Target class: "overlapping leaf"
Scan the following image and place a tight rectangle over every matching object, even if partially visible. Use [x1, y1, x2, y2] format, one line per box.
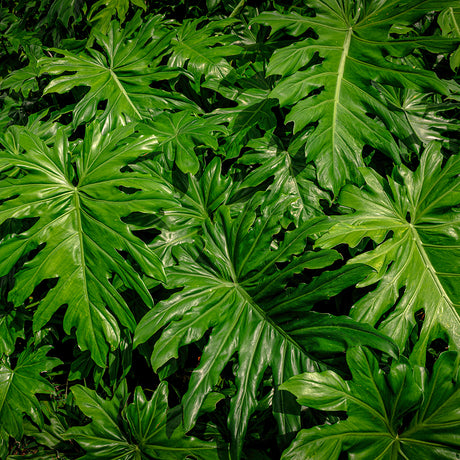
[88, 0, 146, 34]
[236, 133, 330, 224]
[135, 192, 397, 457]
[206, 66, 278, 158]
[141, 111, 226, 174]
[0, 346, 61, 440]
[439, 6, 460, 70]
[168, 18, 242, 83]
[281, 347, 460, 459]
[131, 156, 234, 266]
[254, 0, 457, 193]
[66, 381, 223, 459]
[0, 123, 175, 366]
[373, 85, 460, 151]
[39, 13, 194, 129]
[317, 143, 460, 363]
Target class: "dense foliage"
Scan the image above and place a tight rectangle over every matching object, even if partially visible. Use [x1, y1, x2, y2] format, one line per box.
[0, 0, 459, 458]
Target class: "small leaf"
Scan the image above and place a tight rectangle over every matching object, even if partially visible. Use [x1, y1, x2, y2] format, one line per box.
[66, 381, 225, 459]
[0, 346, 61, 439]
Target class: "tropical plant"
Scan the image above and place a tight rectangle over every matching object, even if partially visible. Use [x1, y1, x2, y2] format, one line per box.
[0, 0, 458, 459]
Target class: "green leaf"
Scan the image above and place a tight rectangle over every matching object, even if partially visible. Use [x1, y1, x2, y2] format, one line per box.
[48, 0, 84, 29]
[39, 13, 194, 129]
[317, 143, 460, 364]
[89, 0, 146, 34]
[0, 309, 25, 356]
[66, 381, 224, 459]
[372, 85, 460, 151]
[236, 132, 331, 224]
[0, 55, 40, 97]
[133, 156, 234, 266]
[168, 18, 242, 83]
[254, 0, 457, 193]
[0, 123, 173, 366]
[205, 67, 278, 158]
[0, 346, 61, 439]
[141, 111, 226, 174]
[135, 194, 393, 457]
[281, 347, 460, 459]
[439, 6, 460, 71]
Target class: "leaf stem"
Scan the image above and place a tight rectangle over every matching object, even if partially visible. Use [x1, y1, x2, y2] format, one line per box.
[229, 0, 246, 18]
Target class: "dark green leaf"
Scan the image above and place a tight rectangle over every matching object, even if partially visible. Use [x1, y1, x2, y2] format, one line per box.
[281, 347, 460, 459]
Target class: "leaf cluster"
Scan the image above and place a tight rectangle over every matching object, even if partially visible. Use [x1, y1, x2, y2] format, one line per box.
[0, 1, 459, 459]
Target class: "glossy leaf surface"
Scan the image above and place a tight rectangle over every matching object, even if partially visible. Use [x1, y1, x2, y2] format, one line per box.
[40, 13, 192, 129]
[317, 143, 460, 363]
[254, 0, 457, 193]
[135, 194, 397, 456]
[0, 123, 172, 366]
[281, 347, 460, 459]
[0, 346, 61, 440]
[66, 381, 223, 459]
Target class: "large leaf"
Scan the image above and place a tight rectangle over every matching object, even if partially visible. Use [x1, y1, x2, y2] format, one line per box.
[0, 123, 174, 366]
[373, 85, 460, 151]
[281, 347, 460, 459]
[317, 143, 460, 364]
[135, 192, 397, 457]
[205, 65, 278, 158]
[66, 381, 224, 459]
[39, 13, 194, 129]
[254, 0, 457, 193]
[0, 346, 61, 440]
[132, 156, 234, 267]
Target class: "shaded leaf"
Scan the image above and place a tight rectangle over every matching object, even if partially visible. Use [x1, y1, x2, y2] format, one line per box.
[135, 194, 393, 457]
[66, 381, 225, 459]
[40, 13, 193, 129]
[169, 18, 242, 83]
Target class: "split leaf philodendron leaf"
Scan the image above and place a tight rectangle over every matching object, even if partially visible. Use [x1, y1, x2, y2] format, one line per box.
[0, 346, 61, 440]
[254, 0, 458, 193]
[135, 192, 397, 457]
[88, 0, 146, 34]
[66, 380, 225, 459]
[0, 123, 175, 367]
[168, 18, 242, 83]
[39, 13, 194, 130]
[438, 6, 460, 70]
[141, 111, 226, 174]
[0, 2, 459, 459]
[236, 132, 331, 224]
[281, 347, 460, 459]
[316, 143, 460, 364]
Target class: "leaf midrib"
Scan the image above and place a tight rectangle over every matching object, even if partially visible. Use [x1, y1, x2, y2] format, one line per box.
[410, 225, 456, 310]
[332, 27, 352, 156]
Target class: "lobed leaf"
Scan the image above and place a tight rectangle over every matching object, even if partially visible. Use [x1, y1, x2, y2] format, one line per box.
[317, 143, 460, 364]
[281, 347, 460, 459]
[254, 0, 458, 193]
[0, 123, 175, 366]
[66, 381, 224, 459]
[40, 13, 194, 129]
[135, 194, 396, 457]
[0, 346, 61, 440]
